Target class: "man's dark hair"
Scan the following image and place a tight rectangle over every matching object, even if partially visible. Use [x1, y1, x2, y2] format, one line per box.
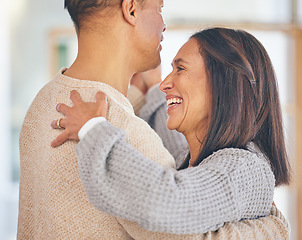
[179, 28, 291, 187]
[64, 0, 145, 31]
[64, 0, 119, 30]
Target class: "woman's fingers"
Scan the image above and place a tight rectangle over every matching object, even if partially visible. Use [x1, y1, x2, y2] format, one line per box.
[95, 91, 107, 103]
[70, 90, 83, 106]
[51, 118, 67, 129]
[51, 91, 108, 147]
[51, 131, 73, 148]
[95, 91, 108, 116]
[56, 103, 70, 115]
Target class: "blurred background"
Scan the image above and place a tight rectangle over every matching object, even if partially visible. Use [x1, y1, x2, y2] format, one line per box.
[0, 0, 301, 239]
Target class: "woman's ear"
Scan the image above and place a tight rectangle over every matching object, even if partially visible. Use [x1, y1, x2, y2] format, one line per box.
[122, 0, 138, 26]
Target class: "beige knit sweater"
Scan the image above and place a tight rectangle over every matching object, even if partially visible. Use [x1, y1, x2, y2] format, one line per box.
[18, 68, 290, 239]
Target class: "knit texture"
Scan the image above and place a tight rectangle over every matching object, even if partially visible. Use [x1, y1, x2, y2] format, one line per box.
[127, 85, 146, 115]
[17, 68, 173, 239]
[128, 84, 188, 168]
[77, 121, 275, 234]
[114, 205, 290, 240]
[18, 68, 290, 239]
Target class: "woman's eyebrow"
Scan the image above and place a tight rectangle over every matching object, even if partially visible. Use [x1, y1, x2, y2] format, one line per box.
[172, 58, 189, 66]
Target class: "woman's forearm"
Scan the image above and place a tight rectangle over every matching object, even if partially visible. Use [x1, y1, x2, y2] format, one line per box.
[76, 121, 274, 234]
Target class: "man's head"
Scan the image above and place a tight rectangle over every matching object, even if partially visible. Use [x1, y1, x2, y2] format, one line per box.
[65, 0, 166, 73]
[127, 0, 166, 71]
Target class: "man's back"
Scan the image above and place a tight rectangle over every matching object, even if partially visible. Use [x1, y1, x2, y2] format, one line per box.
[18, 69, 177, 239]
[18, 70, 132, 239]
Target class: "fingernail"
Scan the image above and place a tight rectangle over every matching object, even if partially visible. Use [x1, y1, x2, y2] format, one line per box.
[56, 104, 60, 111]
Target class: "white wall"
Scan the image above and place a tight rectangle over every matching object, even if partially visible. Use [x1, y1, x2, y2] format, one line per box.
[0, 0, 74, 239]
[164, 0, 290, 24]
[0, 2, 14, 239]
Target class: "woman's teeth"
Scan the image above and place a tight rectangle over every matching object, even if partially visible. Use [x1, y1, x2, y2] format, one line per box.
[167, 98, 183, 106]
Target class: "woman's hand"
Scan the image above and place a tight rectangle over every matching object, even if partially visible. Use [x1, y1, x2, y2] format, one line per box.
[130, 66, 162, 94]
[51, 90, 108, 148]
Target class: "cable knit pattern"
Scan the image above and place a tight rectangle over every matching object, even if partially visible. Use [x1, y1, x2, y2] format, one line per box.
[18, 68, 290, 239]
[77, 121, 275, 235]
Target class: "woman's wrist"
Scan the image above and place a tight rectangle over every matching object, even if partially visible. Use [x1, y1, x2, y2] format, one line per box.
[78, 117, 107, 140]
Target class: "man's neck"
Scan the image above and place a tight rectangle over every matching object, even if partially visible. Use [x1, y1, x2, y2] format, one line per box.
[64, 31, 135, 96]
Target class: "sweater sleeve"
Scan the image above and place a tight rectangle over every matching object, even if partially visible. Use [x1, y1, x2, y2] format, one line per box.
[76, 121, 275, 235]
[138, 84, 188, 168]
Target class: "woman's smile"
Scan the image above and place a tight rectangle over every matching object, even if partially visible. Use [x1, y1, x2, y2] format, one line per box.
[166, 95, 183, 113]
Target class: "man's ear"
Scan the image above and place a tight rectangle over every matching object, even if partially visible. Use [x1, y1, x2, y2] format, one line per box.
[122, 0, 139, 26]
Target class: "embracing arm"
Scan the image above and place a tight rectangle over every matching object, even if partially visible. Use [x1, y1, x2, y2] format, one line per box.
[76, 120, 275, 235]
[51, 91, 286, 238]
[118, 206, 290, 240]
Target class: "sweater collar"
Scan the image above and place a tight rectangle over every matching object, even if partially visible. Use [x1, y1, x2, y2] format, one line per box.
[55, 68, 134, 115]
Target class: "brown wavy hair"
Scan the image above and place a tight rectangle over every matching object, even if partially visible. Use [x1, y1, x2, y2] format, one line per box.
[179, 28, 291, 186]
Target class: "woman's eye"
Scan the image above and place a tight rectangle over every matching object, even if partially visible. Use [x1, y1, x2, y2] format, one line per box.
[177, 67, 184, 72]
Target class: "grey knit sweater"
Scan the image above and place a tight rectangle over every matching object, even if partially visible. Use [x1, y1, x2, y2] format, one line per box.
[76, 121, 275, 235]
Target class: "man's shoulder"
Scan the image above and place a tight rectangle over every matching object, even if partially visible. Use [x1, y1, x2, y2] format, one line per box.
[122, 114, 176, 169]
[106, 103, 175, 169]
[23, 80, 56, 118]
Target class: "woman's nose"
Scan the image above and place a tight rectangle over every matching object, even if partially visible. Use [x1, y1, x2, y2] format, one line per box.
[159, 74, 173, 93]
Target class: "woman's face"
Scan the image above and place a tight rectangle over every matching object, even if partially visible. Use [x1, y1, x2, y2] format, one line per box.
[159, 38, 211, 138]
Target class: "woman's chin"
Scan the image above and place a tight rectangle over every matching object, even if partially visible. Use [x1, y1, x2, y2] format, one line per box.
[166, 119, 180, 131]
[166, 120, 176, 131]
[166, 124, 175, 131]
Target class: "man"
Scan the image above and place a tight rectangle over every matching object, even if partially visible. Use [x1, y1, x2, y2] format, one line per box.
[18, 0, 290, 239]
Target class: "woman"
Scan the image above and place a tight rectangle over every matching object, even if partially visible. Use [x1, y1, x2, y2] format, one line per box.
[51, 27, 291, 234]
